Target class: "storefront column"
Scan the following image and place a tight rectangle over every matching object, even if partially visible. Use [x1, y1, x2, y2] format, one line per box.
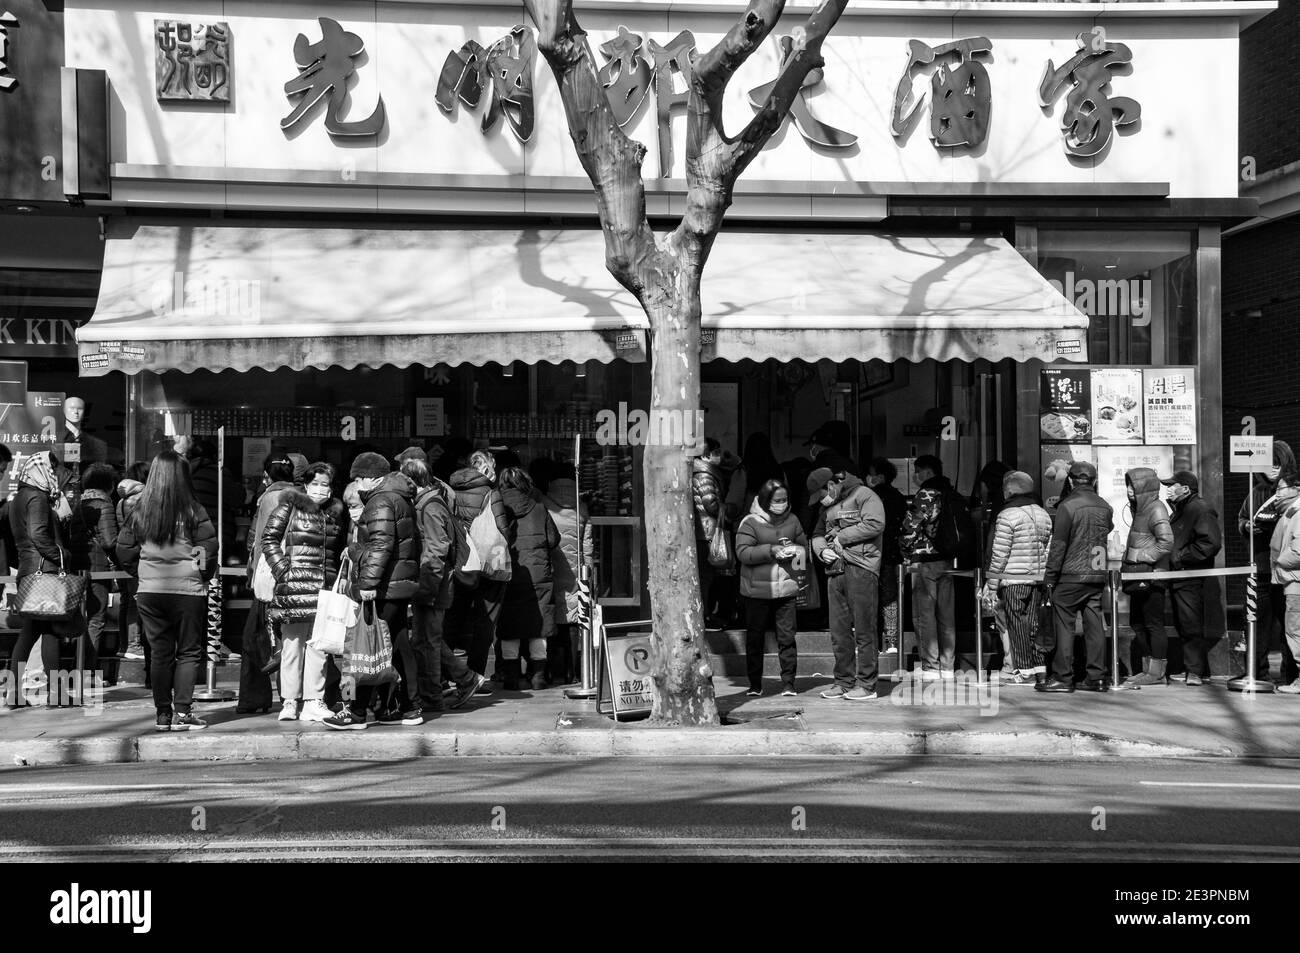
[1196, 223, 1225, 535]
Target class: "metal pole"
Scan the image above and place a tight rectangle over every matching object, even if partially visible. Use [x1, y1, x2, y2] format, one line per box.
[895, 562, 905, 681]
[1229, 485, 1276, 694]
[566, 431, 597, 699]
[1108, 568, 1124, 691]
[195, 425, 234, 702]
[973, 567, 984, 685]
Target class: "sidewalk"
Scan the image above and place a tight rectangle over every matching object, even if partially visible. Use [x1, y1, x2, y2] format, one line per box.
[2, 662, 1298, 766]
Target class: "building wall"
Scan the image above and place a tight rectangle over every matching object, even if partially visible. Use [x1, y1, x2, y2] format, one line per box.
[1239, 0, 1300, 175]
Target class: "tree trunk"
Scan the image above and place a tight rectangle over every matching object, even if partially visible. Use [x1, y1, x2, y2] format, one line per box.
[644, 266, 719, 726]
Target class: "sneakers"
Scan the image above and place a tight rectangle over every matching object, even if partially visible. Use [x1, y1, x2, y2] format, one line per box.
[376, 709, 423, 726]
[819, 685, 850, 699]
[278, 699, 299, 722]
[1277, 679, 1300, 695]
[123, 644, 145, 661]
[844, 687, 878, 701]
[999, 671, 1034, 686]
[172, 711, 207, 731]
[1185, 673, 1205, 687]
[450, 674, 489, 710]
[323, 709, 368, 730]
[155, 709, 172, 732]
[880, 645, 898, 655]
[745, 688, 762, 697]
[300, 699, 332, 722]
[917, 669, 942, 682]
[781, 686, 798, 697]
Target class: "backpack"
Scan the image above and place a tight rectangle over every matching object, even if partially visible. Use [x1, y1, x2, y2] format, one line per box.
[935, 488, 978, 567]
[454, 493, 512, 587]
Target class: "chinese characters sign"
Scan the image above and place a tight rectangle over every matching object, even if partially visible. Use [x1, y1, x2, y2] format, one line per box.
[891, 37, 992, 148]
[1038, 27, 1141, 157]
[154, 21, 230, 102]
[435, 26, 536, 141]
[1143, 369, 1196, 445]
[282, 17, 385, 137]
[0, 10, 17, 92]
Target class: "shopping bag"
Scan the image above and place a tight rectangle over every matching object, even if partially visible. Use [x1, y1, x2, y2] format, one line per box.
[309, 555, 357, 656]
[707, 515, 734, 571]
[342, 601, 398, 687]
[468, 501, 512, 583]
[252, 555, 276, 602]
[16, 550, 87, 620]
[791, 545, 818, 609]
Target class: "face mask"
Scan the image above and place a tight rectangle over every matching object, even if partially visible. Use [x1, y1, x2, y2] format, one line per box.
[769, 502, 789, 516]
[1269, 465, 1282, 482]
[306, 484, 331, 504]
[822, 490, 837, 507]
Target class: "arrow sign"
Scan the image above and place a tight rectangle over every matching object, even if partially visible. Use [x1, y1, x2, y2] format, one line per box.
[1230, 435, 1274, 474]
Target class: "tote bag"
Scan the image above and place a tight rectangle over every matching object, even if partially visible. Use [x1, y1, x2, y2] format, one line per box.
[309, 553, 357, 656]
[343, 601, 398, 687]
[468, 500, 512, 583]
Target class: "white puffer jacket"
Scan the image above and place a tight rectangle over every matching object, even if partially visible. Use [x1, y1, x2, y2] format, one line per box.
[988, 496, 1053, 586]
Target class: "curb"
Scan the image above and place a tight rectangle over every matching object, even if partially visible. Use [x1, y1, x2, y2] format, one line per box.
[0, 727, 1235, 767]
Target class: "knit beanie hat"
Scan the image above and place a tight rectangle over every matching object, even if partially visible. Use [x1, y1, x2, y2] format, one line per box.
[350, 452, 390, 480]
[1003, 470, 1034, 496]
[287, 452, 310, 484]
[396, 446, 427, 465]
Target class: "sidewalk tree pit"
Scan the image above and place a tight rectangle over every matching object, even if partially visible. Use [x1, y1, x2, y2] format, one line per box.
[526, 0, 852, 725]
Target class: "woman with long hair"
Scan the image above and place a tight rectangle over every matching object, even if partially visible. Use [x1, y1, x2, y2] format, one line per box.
[116, 450, 218, 731]
[261, 462, 349, 722]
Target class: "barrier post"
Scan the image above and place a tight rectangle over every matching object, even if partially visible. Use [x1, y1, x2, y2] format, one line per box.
[1108, 568, 1124, 692]
[895, 563, 905, 681]
[1229, 500, 1276, 694]
[973, 566, 984, 685]
[195, 425, 235, 703]
[565, 432, 598, 700]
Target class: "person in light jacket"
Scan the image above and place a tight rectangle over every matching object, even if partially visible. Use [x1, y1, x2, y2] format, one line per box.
[810, 459, 886, 701]
[1121, 467, 1176, 687]
[986, 471, 1053, 686]
[115, 450, 219, 731]
[1238, 439, 1300, 685]
[735, 480, 808, 697]
[1269, 486, 1300, 694]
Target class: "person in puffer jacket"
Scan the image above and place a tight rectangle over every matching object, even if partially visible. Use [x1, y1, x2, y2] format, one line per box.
[114, 464, 149, 669]
[1268, 484, 1300, 694]
[447, 451, 512, 678]
[1239, 439, 1300, 685]
[692, 438, 740, 629]
[1121, 467, 1175, 687]
[324, 453, 420, 730]
[78, 463, 121, 685]
[735, 480, 808, 696]
[499, 468, 560, 690]
[261, 463, 349, 723]
[986, 471, 1053, 685]
[810, 462, 886, 699]
[1163, 470, 1223, 686]
[541, 464, 593, 685]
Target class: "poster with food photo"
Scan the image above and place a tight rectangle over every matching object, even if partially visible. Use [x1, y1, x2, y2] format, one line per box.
[1090, 368, 1144, 444]
[1096, 446, 1175, 560]
[1039, 368, 1092, 444]
[1143, 369, 1197, 445]
[1040, 444, 1097, 510]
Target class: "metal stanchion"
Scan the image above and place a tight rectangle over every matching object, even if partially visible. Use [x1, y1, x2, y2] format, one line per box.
[973, 566, 984, 685]
[565, 432, 598, 700]
[1229, 567, 1275, 694]
[894, 563, 906, 681]
[1108, 568, 1125, 692]
[195, 426, 235, 702]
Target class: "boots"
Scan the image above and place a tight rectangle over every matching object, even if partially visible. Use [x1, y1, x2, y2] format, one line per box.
[528, 658, 548, 691]
[1124, 657, 1168, 688]
[502, 659, 523, 691]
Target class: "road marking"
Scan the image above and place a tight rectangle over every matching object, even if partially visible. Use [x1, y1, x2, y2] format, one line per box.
[1140, 782, 1300, 790]
[0, 783, 244, 793]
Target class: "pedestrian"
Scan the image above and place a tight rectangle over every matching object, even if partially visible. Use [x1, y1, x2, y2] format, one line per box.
[985, 470, 1053, 686]
[402, 456, 487, 712]
[865, 457, 907, 655]
[185, 438, 241, 563]
[447, 450, 511, 676]
[1268, 481, 1300, 694]
[1039, 461, 1113, 693]
[810, 458, 886, 701]
[692, 437, 732, 630]
[342, 481, 364, 542]
[804, 421, 859, 476]
[735, 479, 807, 697]
[1238, 440, 1300, 685]
[1161, 471, 1223, 686]
[1120, 467, 1175, 687]
[325, 452, 421, 729]
[237, 452, 297, 713]
[540, 462, 592, 686]
[899, 454, 960, 680]
[9, 451, 96, 705]
[260, 462, 349, 722]
[115, 450, 218, 731]
[116, 461, 149, 668]
[498, 467, 561, 690]
[77, 463, 121, 685]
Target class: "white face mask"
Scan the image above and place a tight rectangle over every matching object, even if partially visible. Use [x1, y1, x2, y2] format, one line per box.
[769, 502, 789, 516]
[822, 490, 837, 507]
[306, 483, 331, 504]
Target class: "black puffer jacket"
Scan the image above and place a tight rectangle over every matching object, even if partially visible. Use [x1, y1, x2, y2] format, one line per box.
[10, 484, 66, 576]
[355, 472, 419, 600]
[450, 467, 509, 536]
[261, 490, 349, 621]
[1044, 484, 1114, 586]
[413, 483, 457, 608]
[502, 486, 559, 585]
[78, 489, 120, 574]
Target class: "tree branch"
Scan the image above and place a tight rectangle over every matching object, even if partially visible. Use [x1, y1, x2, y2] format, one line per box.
[525, 0, 661, 299]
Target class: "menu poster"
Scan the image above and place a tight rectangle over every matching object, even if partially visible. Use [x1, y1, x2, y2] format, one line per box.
[1096, 446, 1175, 560]
[1039, 367, 1092, 444]
[1040, 444, 1096, 510]
[1090, 368, 1144, 445]
[415, 397, 446, 437]
[1143, 369, 1196, 445]
[242, 437, 273, 479]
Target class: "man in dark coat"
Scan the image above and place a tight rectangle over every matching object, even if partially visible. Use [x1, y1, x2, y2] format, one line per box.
[1163, 470, 1223, 685]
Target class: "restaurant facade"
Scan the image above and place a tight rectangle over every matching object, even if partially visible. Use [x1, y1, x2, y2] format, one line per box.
[59, 0, 1269, 621]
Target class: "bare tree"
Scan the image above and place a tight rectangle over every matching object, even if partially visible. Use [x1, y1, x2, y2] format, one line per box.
[525, 0, 850, 725]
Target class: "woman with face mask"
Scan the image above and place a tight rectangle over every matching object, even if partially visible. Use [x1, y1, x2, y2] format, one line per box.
[260, 462, 350, 722]
[734, 480, 808, 697]
[1238, 440, 1300, 685]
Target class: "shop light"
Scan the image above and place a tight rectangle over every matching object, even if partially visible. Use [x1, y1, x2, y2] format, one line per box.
[502, 361, 514, 378]
[574, 361, 586, 379]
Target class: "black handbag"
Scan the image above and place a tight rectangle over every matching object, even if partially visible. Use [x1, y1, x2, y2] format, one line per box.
[16, 530, 87, 620]
[1121, 562, 1154, 595]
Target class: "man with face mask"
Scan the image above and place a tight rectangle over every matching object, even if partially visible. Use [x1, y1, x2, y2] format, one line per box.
[810, 456, 886, 700]
[1162, 471, 1222, 686]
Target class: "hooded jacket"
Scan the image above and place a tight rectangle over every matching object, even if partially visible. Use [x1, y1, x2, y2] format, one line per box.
[354, 472, 419, 600]
[115, 478, 145, 530]
[542, 477, 593, 622]
[899, 474, 955, 563]
[261, 489, 349, 621]
[1123, 467, 1174, 569]
[987, 493, 1053, 586]
[1044, 483, 1113, 586]
[450, 467, 510, 539]
[413, 482, 458, 608]
[502, 485, 560, 586]
[78, 488, 120, 575]
[248, 479, 297, 578]
[735, 497, 809, 600]
[116, 506, 218, 596]
[811, 473, 886, 577]
[1239, 440, 1299, 563]
[1167, 476, 1222, 587]
[1269, 485, 1300, 591]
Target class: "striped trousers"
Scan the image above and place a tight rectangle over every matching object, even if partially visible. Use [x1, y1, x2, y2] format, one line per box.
[999, 583, 1045, 672]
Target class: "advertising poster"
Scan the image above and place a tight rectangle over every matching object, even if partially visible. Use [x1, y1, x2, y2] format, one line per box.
[1143, 369, 1197, 445]
[1096, 446, 1175, 560]
[415, 397, 446, 437]
[1039, 444, 1097, 510]
[242, 437, 273, 478]
[1039, 367, 1092, 443]
[1090, 368, 1144, 444]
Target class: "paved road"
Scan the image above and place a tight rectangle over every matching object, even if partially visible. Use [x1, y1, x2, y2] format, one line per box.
[1, 757, 1298, 861]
